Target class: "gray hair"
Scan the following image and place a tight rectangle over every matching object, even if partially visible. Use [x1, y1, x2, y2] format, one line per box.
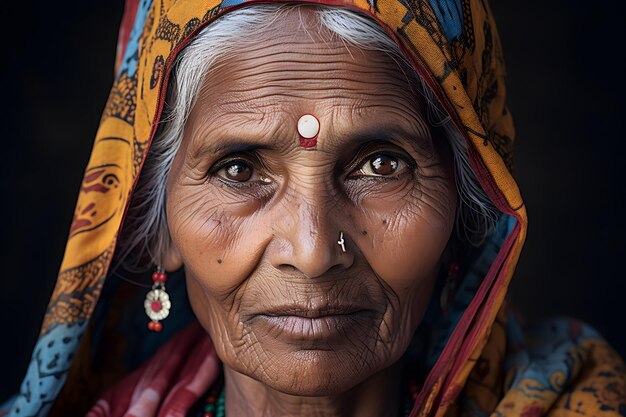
[119, 4, 499, 269]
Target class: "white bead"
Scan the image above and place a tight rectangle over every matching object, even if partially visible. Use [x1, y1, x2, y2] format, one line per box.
[297, 114, 320, 139]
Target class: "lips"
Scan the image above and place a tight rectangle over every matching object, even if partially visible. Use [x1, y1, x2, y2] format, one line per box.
[260, 304, 368, 318]
[248, 304, 377, 343]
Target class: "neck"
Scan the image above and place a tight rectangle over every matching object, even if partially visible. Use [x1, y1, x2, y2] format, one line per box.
[223, 362, 404, 417]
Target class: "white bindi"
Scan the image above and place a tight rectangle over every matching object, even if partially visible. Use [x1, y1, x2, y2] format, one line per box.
[297, 114, 320, 148]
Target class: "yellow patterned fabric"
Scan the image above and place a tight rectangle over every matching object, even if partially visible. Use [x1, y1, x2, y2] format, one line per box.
[4, 0, 625, 416]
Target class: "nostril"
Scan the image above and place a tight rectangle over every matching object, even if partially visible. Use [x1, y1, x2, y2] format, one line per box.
[278, 264, 298, 273]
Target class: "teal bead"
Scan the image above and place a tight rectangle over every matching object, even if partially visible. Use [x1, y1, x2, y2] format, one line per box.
[215, 386, 226, 417]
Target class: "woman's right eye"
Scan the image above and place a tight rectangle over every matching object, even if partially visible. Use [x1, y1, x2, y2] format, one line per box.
[212, 158, 272, 185]
[220, 162, 253, 182]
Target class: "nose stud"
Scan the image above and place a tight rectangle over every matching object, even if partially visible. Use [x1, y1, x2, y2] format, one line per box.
[297, 114, 319, 148]
[337, 231, 346, 253]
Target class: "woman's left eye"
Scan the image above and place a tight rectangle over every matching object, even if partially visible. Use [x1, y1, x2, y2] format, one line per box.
[350, 153, 410, 177]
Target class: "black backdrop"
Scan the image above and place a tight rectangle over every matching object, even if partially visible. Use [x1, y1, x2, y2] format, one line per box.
[1, 0, 625, 403]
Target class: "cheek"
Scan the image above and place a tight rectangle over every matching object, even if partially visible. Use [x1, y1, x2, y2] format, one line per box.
[166, 182, 269, 298]
[355, 175, 456, 303]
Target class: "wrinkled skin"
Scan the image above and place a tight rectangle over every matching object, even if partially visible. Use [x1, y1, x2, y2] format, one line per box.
[164, 8, 457, 417]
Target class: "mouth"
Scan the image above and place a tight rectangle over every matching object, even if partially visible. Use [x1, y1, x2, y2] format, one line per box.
[260, 304, 369, 318]
[248, 305, 377, 343]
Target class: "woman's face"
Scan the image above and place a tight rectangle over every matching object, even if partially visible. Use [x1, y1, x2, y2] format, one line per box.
[165, 11, 456, 395]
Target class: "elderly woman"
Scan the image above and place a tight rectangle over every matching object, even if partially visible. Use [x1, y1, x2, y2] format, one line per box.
[4, 1, 625, 417]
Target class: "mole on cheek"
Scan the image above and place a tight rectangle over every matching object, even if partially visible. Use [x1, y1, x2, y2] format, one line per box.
[382, 219, 387, 225]
[217, 259, 223, 264]
[361, 230, 368, 235]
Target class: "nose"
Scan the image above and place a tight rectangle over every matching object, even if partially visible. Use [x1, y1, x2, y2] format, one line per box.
[268, 198, 354, 279]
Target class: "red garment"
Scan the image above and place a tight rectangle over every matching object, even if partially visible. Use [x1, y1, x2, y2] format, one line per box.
[87, 324, 219, 417]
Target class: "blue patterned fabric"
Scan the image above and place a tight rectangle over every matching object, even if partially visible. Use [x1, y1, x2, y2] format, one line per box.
[430, 0, 463, 40]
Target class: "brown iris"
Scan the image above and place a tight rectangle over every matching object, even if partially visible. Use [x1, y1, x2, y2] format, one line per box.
[224, 162, 253, 182]
[370, 155, 398, 175]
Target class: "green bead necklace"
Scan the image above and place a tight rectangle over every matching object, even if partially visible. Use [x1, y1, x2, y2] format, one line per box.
[200, 377, 417, 417]
[201, 382, 225, 417]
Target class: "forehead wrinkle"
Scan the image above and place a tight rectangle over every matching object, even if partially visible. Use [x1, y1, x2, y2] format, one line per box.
[199, 28, 418, 111]
[213, 60, 418, 109]
[226, 53, 411, 83]
[214, 92, 416, 112]
[211, 94, 425, 140]
[323, 104, 433, 154]
[215, 72, 419, 109]
[227, 74, 413, 92]
[234, 37, 393, 59]
[188, 14, 431, 158]
[205, 65, 420, 115]
[212, 33, 410, 82]
[194, 83, 429, 155]
[187, 99, 433, 165]
[186, 108, 290, 159]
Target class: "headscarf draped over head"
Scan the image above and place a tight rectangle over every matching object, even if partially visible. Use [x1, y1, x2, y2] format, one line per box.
[4, 0, 625, 416]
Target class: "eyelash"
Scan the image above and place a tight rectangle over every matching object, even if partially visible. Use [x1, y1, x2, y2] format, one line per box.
[207, 147, 417, 188]
[208, 155, 265, 189]
[347, 151, 415, 181]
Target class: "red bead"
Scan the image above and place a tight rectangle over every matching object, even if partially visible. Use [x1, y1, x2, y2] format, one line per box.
[148, 321, 155, 330]
[153, 321, 163, 332]
[151, 300, 162, 312]
[151, 271, 167, 283]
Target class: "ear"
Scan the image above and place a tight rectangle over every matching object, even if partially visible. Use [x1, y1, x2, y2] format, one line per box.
[162, 241, 184, 272]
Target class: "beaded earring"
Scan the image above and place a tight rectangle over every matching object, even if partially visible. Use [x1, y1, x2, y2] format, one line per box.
[144, 266, 171, 332]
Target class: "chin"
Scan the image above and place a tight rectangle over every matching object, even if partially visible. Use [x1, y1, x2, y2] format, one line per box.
[249, 348, 381, 396]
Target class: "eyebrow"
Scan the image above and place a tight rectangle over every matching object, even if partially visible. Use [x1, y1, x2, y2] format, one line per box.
[190, 140, 272, 161]
[189, 125, 432, 161]
[347, 127, 432, 152]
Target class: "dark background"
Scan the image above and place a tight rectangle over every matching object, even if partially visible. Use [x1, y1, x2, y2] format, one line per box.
[1, 0, 625, 403]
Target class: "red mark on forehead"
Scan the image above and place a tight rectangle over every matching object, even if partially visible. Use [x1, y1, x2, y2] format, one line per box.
[299, 136, 317, 148]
